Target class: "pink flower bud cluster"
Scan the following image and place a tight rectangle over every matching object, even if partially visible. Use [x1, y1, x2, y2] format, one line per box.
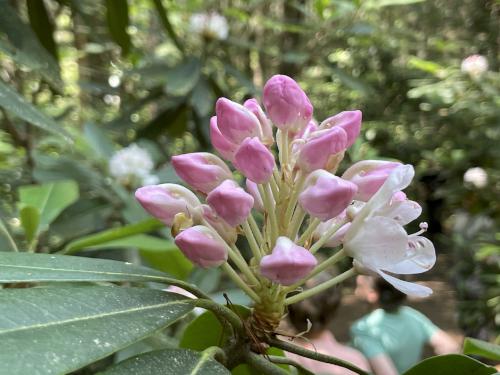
[135, 74, 435, 302]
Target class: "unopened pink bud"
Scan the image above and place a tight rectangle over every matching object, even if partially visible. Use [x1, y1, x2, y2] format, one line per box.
[245, 179, 264, 212]
[297, 127, 348, 172]
[295, 120, 318, 140]
[299, 170, 358, 221]
[216, 98, 262, 144]
[260, 237, 317, 285]
[234, 137, 275, 184]
[172, 152, 232, 194]
[244, 98, 274, 145]
[210, 116, 238, 162]
[135, 183, 201, 226]
[207, 180, 254, 226]
[319, 110, 362, 147]
[174, 225, 228, 268]
[342, 160, 402, 201]
[200, 204, 237, 243]
[263, 75, 313, 133]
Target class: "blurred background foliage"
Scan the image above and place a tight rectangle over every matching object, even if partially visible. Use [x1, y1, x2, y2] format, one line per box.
[0, 0, 498, 345]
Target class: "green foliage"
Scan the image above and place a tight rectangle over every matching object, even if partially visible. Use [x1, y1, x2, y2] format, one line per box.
[402, 354, 497, 375]
[99, 348, 231, 374]
[463, 338, 500, 362]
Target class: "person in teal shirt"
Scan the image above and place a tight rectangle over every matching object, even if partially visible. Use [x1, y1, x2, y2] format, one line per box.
[350, 276, 459, 374]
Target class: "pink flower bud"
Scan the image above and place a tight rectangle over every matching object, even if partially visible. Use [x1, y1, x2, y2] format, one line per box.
[174, 225, 228, 268]
[234, 137, 275, 184]
[342, 160, 402, 201]
[294, 120, 318, 140]
[216, 98, 262, 144]
[210, 116, 238, 162]
[260, 237, 317, 285]
[319, 110, 362, 148]
[299, 170, 358, 221]
[172, 152, 233, 194]
[244, 98, 274, 145]
[200, 204, 237, 243]
[263, 75, 313, 133]
[206, 180, 254, 226]
[297, 127, 348, 172]
[135, 183, 201, 226]
[245, 179, 264, 212]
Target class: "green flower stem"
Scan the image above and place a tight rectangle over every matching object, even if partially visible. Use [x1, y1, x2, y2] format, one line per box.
[267, 356, 315, 375]
[297, 217, 321, 246]
[191, 298, 244, 335]
[248, 214, 264, 246]
[288, 206, 306, 239]
[285, 268, 356, 305]
[283, 249, 347, 293]
[201, 346, 227, 366]
[242, 220, 262, 260]
[309, 218, 348, 254]
[270, 177, 280, 199]
[282, 130, 290, 167]
[259, 184, 279, 246]
[221, 263, 261, 303]
[243, 351, 289, 375]
[283, 172, 306, 225]
[228, 245, 260, 287]
[267, 337, 370, 375]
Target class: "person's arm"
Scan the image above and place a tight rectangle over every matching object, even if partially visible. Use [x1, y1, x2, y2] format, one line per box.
[369, 354, 399, 375]
[429, 329, 460, 355]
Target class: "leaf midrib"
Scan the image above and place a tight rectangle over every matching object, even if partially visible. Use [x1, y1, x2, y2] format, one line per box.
[0, 300, 190, 335]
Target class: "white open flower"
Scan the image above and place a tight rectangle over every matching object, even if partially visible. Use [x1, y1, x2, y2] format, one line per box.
[343, 165, 436, 297]
[463, 167, 488, 188]
[109, 144, 157, 187]
[461, 55, 488, 77]
[189, 12, 228, 40]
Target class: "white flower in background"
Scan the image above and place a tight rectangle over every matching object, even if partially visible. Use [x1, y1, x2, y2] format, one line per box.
[109, 144, 158, 187]
[461, 55, 488, 77]
[463, 167, 488, 188]
[189, 12, 228, 40]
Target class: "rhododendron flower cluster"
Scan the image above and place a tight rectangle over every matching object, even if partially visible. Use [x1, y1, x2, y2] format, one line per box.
[135, 74, 436, 332]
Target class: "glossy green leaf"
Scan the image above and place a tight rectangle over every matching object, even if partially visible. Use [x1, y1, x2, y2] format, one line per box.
[100, 348, 231, 374]
[0, 286, 193, 375]
[27, 0, 58, 60]
[165, 58, 201, 96]
[402, 354, 496, 375]
[105, 0, 131, 55]
[0, 81, 70, 140]
[19, 205, 40, 244]
[18, 180, 79, 233]
[0, 218, 18, 252]
[63, 219, 164, 254]
[0, 0, 61, 85]
[463, 337, 500, 361]
[0, 252, 180, 284]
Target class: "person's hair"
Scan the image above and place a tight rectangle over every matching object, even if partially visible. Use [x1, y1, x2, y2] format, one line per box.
[287, 271, 342, 335]
[374, 277, 406, 312]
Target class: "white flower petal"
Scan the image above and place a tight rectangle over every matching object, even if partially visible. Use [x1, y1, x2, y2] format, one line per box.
[348, 165, 414, 234]
[377, 199, 422, 225]
[377, 270, 433, 297]
[344, 216, 408, 269]
[383, 236, 436, 274]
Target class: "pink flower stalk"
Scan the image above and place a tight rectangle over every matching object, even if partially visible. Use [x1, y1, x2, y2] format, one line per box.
[234, 137, 275, 184]
[244, 98, 274, 145]
[260, 237, 317, 285]
[200, 204, 238, 244]
[174, 225, 228, 268]
[209, 116, 238, 162]
[215, 98, 262, 144]
[342, 160, 402, 201]
[207, 180, 254, 226]
[172, 152, 233, 194]
[319, 110, 362, 147]
[263, 75, 313, 133]
[245, 179, 264, 212]
[299, 170, 358, 221]
[297, 127, 348, 172]
[135, 183, 201, 226]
